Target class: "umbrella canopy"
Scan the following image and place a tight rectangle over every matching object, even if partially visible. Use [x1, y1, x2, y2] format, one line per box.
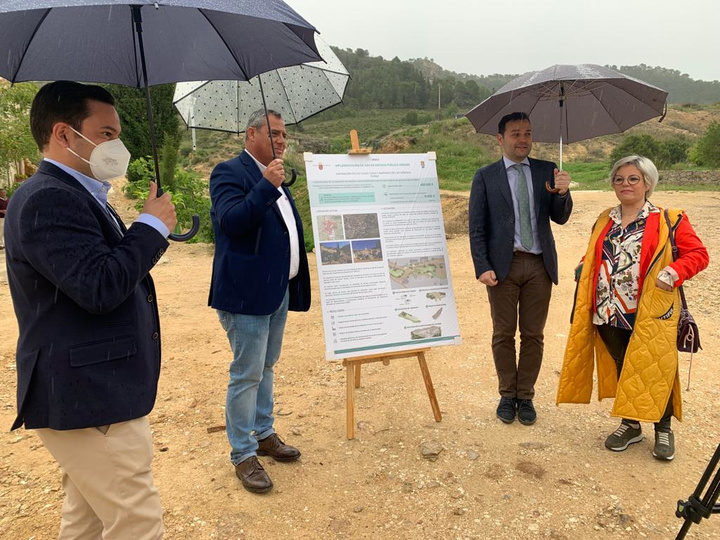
[465, 64, 668, 144]
[173, 37, 349, 133]
[0, 0, 322, 240]
[0, 0, 321, 86]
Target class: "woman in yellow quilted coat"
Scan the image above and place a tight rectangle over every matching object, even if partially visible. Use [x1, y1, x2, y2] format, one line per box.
[556, 155, 709, 461]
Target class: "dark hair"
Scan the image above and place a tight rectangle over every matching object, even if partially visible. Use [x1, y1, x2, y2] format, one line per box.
[30, 81, 115, 150]
[498, 112, 530, 135]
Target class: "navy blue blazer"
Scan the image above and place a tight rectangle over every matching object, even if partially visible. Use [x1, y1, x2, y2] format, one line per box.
[468, 157, 573, 284]
[208, 151, 311, 316]
[6, 161, 169, 431]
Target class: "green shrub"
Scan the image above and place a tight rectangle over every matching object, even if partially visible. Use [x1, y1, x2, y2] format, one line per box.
[693, 121, 720, 167]
[610, 134, 691, 169]
[124, 157, 214, 243]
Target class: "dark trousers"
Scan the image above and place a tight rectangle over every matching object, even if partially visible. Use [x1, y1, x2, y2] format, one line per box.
[486, 252, 552, 400]
[596, 324, 673, 431]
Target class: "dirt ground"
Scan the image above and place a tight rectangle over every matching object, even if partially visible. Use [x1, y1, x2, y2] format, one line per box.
[1, 190, 719, 539]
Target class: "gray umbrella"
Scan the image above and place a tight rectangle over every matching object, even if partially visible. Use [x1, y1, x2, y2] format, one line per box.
[173, 37, 349, 133]
[0, 0, 321, 240]
[465, 64, 668, 169]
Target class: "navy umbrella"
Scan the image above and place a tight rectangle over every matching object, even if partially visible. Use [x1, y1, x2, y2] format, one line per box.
[0, 0, 321, 240]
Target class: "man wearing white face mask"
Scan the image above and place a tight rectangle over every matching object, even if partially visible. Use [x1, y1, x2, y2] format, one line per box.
[5, 81, 176, 539]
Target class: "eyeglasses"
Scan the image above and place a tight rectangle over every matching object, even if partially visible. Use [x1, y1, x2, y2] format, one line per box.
[612, 175, 643, 186]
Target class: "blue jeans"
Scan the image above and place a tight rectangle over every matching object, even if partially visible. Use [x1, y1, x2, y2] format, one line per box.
[217, 289, 289, 465]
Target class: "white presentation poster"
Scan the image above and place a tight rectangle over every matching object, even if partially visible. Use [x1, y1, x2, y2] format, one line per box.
[304, 152, 462, 360]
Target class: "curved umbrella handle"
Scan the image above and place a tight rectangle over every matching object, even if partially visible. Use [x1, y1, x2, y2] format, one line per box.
[156, 186, 200, 242]
[169, 215, 201, 242]
[282, 168, 298, 188]
[545, 181, 562, 194]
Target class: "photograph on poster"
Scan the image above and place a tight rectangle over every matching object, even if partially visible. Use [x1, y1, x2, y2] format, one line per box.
[351, 239, 383, 263]
[343, 213, 380, 239]
[318, 215, 345, 241]
[398, 311, 421, 323]
[319, 241, 352, 265]
[411, 325, 442, 340]
[388, 256, 448, 290]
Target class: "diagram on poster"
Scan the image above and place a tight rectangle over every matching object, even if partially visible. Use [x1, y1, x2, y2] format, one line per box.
[305, 152, 462, 360]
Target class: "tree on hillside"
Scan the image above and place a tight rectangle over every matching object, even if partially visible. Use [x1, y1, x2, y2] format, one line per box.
[104, 83, 180, 163]
[692, 121, 720, 168]
[610, 134, 690, 169]
[0, 82, 40, 185]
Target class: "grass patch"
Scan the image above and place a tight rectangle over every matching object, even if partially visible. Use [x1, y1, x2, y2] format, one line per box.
[562, 162, 611, 190]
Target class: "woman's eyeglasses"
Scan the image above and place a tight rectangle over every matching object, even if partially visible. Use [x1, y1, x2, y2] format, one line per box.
[612, 175, 643, 186]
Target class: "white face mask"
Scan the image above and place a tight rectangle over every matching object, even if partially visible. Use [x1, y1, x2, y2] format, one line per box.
[67, 127, 131, 181]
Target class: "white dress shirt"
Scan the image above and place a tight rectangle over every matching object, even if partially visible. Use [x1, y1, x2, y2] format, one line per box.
[245, 150, 300, 279]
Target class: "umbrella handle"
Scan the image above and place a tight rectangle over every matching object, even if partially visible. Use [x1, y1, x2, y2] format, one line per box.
[545, 181, 562, 194]
[156, 186, 200, 242]
[169, 215, 201, 242]
[282, 168, 298, 187]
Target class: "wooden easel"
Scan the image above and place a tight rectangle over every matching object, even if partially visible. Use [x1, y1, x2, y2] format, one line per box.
[339, 133, 442, 438]
[348, 129, 372, 154]
[342, 348, 442, 439]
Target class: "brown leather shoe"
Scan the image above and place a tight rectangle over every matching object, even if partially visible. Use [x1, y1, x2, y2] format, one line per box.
[234, 456, 273, 493]
[257, 433, 301, 462]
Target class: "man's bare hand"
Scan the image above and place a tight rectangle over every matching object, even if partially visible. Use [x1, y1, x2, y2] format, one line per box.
[553, 169, 571, 195]
[142, 182, 177, 231]
[263, 159, 285, 188]
[479, 270, 498, 286]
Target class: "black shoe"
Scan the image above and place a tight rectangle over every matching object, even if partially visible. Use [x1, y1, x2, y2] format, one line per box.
[234, 456, 273, 494]
[496, 397, 516, 424]
[257, 433, 301, 462]
[515, 399, 537, 425]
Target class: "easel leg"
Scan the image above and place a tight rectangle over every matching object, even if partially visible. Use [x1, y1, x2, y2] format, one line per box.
[418, 351, 442, 422]
[354, 362, 361, 388]
[346, 362, 355, 439]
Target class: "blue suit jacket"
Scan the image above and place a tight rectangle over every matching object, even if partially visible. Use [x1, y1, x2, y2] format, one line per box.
[208, 151, 311, 315]
[468, 157, 573, 285]
[6, 161, 169, 430]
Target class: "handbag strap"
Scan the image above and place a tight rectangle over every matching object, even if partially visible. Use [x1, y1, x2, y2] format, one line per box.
[663, 209, 688, 310]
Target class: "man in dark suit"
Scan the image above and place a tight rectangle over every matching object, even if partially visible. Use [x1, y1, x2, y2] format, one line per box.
[469, 112, 573, 426]
[209, 109, 311, 494]
[6, 81, 176, 538]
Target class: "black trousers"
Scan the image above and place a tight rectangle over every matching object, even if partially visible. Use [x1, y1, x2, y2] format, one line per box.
[596, 324, 673, 431]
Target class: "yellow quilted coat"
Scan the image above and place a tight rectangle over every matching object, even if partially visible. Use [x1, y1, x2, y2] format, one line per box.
[556, 208, 683, 423]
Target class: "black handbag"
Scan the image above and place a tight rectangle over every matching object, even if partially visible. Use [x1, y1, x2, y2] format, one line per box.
[663, 210, 701, 354]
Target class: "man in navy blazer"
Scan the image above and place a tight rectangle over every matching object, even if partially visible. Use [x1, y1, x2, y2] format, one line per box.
[6, 81, 176, 538]
[209, 109, 311, 494]
[469, 112, 573, 426]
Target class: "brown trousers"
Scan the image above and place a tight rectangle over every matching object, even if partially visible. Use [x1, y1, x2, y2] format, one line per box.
[486, 252, 552, 400]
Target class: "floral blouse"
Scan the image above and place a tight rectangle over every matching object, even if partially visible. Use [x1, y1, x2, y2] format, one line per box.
[593, 201, 660, 329]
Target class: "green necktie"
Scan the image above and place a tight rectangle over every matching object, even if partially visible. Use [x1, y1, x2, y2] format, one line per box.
[515, 163, 533, 250]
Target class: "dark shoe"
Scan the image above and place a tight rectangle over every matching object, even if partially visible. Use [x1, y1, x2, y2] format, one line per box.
[234, 456, 273, 494]
[257, 433, 301, 462]
[653, 429, 675, 461]
[515, 399, 537, 426]
[496, 397, 516, 424]
[605, 421, 643, 451]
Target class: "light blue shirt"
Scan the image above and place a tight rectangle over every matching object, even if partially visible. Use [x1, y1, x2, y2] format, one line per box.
[503, 156, 541, 254]
[43, 158, 169, 238]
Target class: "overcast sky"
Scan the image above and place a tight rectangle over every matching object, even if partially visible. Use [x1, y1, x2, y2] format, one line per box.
[287, 0, 720, 82]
